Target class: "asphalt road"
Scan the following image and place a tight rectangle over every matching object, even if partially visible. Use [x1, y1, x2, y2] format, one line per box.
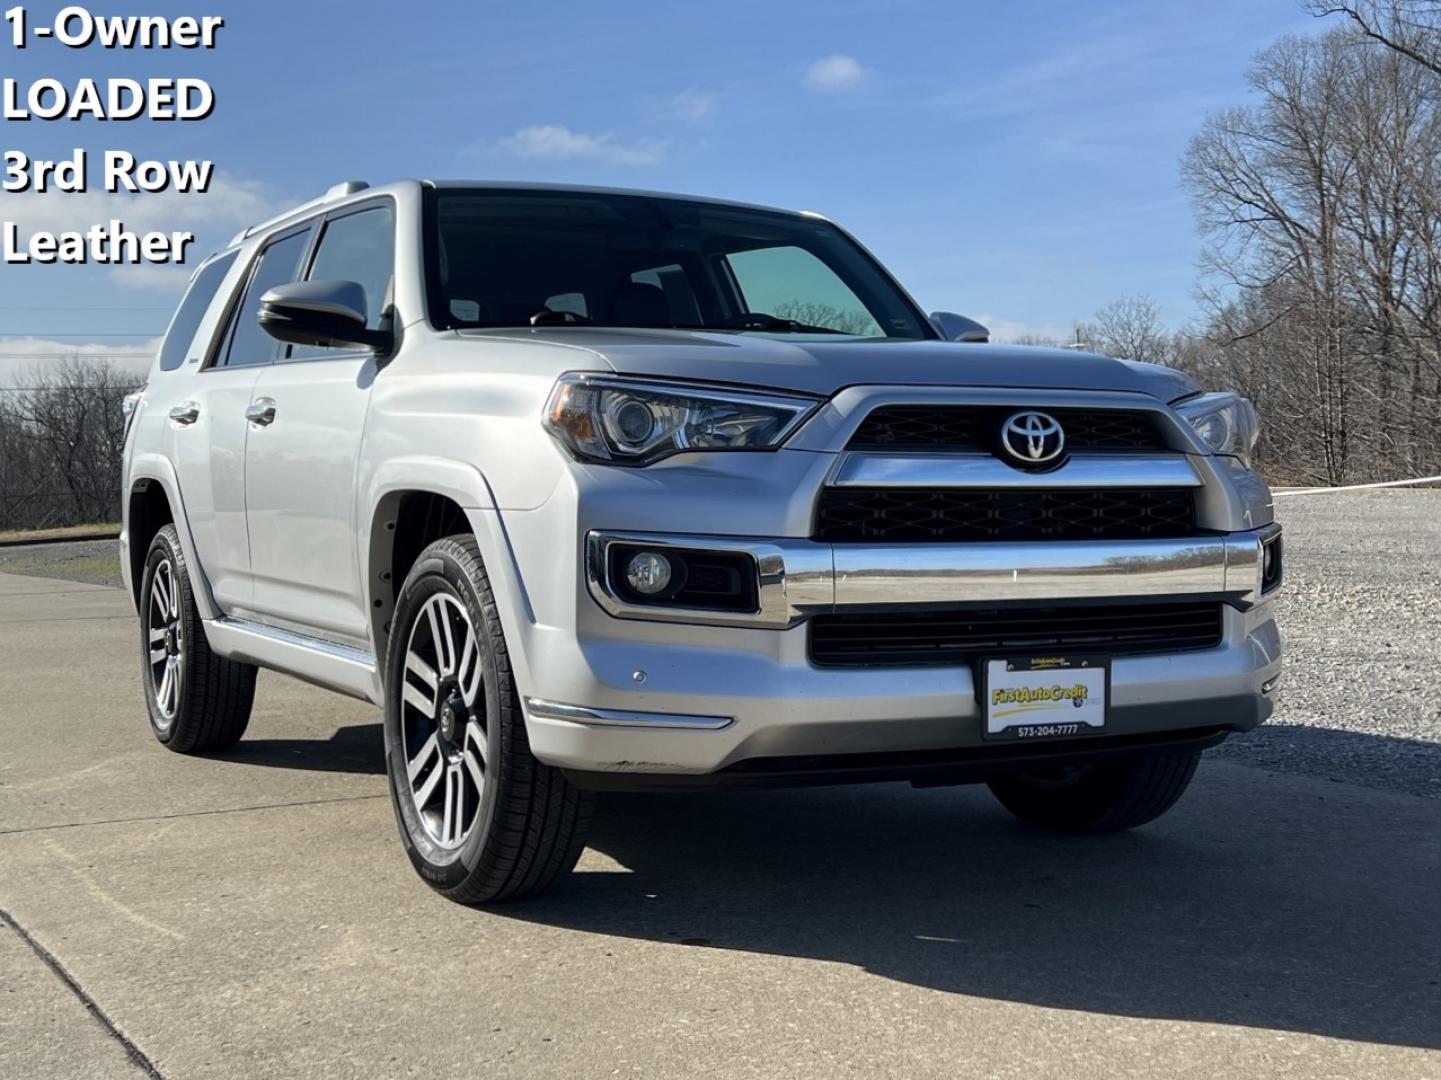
[2, 498, 1439, 1079]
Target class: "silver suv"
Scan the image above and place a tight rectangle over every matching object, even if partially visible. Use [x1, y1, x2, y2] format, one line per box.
[121, 180, 1283, 903]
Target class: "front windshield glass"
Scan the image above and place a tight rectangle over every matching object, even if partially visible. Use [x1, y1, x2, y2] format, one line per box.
[425, 188, 932, 339]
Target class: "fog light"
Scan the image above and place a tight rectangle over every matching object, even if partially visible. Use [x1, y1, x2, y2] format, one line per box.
[625, 551, 672, 595]
[1261, 534, 1283, 594]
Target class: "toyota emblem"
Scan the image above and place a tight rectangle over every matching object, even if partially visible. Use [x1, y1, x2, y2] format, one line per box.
[1001, 411, 1065, 466]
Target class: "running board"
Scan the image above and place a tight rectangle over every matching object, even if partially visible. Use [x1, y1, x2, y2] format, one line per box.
[202, 617, 381, 705]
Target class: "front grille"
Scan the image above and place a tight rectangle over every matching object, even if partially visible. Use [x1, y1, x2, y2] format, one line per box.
[809, 602, 1224, 668]
[815, 487, 1196, 542]
[848, 406, 1167, 452]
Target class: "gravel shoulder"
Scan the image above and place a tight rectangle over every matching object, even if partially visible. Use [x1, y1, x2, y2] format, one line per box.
[1211, 489, 1441, 797]
[5, 495, 1438, 796]
[0, 538, 122, 588]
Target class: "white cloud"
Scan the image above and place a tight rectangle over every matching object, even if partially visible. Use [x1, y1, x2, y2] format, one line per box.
[973, 315, 1078, 346]
[497, 125, 666, 166]
[804, 54, 867, 93]
[668, 88, 717, 124]
[0, 337, 160, 385]
[4, 172, 276, 238]
[2, 172, 279, 291]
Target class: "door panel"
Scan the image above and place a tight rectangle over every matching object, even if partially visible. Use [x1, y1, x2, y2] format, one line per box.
[149, 249, 251, 611]
[242, 356, 376, 647]
[170, 366, 263, 612]
[173, 226, 314, 615]
[240, 202, 395, 649]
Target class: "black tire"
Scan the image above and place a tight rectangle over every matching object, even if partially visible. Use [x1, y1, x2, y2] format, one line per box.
[382, 534, 593, 904]
[986, 749, 1202, 833]
[140, 523, 257, 752]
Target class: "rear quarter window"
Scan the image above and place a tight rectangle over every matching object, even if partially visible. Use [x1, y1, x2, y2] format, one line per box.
[157, 251, 239, 371]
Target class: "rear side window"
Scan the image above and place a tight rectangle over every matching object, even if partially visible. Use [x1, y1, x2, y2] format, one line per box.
[158, 252, 237, 371]
[218, 226, 314, 368]
[289, 204, 395, 360]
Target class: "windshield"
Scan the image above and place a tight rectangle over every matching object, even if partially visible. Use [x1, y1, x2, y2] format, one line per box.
[424, 188, 933, 339]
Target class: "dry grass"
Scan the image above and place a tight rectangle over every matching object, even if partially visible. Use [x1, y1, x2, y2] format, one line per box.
[0, 522, 118, 544]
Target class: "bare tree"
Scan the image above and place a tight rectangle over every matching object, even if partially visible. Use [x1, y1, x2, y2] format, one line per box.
[773, 300, 880, 336]
[1308, 1, 1441, 76]
[1177, 25, 1441, 483]
[0, 358, 140, 530]
[1087, 295, 1172, 363]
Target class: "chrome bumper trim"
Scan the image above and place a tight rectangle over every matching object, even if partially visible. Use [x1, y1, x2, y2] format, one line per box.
[525, 697, 734, 730]
[831, 452, 1203, 489]
[586, 528, 1279, 629]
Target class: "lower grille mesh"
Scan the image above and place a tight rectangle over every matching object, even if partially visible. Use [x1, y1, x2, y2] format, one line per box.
[809, 602, 1224, 668]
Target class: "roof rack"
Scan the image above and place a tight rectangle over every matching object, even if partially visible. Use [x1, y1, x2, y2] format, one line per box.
[227, 180, 370, 247]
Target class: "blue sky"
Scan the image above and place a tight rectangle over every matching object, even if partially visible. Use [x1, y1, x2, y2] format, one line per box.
[0, 0, 1321, 378]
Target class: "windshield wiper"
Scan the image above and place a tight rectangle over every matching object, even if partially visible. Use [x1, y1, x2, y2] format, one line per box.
[716, 313, 848, 335]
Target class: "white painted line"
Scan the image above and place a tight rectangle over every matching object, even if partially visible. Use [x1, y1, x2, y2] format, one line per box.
[1274, 475, 1441, 497]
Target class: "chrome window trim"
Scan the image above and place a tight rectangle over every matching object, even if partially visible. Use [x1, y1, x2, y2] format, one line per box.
[585, 528, 1277, 629]
[829, 452, 1203, 489]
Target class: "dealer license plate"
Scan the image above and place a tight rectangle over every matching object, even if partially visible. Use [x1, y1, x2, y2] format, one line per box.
[982, 656, 1109, 741]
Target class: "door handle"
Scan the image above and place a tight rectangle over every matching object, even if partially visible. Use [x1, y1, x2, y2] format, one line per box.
[245, 398, 277, 426]
[168, 401, 200, 425]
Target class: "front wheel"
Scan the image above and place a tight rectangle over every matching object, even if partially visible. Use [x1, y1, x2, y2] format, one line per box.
[986, 750, 1202, 833]
[382, 534, 593, 904]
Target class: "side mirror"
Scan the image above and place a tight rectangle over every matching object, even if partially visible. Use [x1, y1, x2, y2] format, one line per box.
[930, 312, 990, 343]
[259, 279, 392, 352]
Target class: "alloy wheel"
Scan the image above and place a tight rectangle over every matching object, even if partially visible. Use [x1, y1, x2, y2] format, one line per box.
[146, 558, 183, 725]
[399, 592, 488, 849]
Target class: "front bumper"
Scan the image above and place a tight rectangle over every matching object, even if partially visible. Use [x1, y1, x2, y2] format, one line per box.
[519, 602, 1280, 777]
[507, 519, 1282, 779]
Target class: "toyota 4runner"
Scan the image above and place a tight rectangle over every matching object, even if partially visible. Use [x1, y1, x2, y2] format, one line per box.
[120, 180, 1283, 903]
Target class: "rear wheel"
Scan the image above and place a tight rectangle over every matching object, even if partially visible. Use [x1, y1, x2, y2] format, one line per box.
[986, 750, 1202, 832]
[382, 534, 593, 904]
[140, 524, 257, 752]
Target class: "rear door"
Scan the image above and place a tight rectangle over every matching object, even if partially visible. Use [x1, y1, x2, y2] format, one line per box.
[169, 225, 314, 613]
[242, 200, 396, 649]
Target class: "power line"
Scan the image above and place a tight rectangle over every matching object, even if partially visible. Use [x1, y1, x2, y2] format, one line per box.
[0, 333, 161, 338]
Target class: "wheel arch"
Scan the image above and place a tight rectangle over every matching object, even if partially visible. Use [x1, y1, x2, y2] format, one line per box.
[124, 454, 219, 620]
[363, 457, 522, 669]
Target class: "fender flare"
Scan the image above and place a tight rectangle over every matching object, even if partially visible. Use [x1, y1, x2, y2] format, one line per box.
[125, 453, 222, 622]
[360, 455, 504, 661]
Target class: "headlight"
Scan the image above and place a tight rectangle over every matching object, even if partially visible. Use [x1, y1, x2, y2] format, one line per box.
[544, 374, 819, 466]
[1175, 392, 1259, 467]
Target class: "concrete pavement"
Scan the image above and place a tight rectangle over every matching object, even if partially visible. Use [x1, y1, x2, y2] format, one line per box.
[1, 569, 1438, 1079]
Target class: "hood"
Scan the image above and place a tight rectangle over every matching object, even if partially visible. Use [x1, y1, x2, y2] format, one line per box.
[458, 328, 1200, 402]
